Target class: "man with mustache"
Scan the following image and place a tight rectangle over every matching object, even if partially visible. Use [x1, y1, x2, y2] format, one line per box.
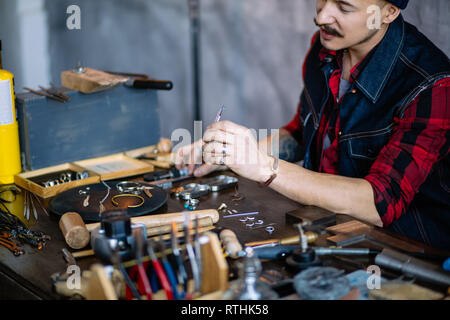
[176, 0, 450, 249]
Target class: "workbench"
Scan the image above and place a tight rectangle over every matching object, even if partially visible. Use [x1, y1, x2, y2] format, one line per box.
[0, 171, 448, 300]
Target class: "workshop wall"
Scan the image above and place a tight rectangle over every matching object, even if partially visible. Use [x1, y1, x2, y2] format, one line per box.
[1, 0, 449, 140]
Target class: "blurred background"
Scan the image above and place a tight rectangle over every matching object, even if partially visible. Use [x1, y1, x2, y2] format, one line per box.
[0, 0, 449, 138]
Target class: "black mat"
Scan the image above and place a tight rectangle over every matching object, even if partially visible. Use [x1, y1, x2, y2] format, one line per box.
[48, 180, 168, 222]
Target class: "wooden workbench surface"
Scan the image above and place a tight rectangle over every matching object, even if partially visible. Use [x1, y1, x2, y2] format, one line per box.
[0, 171, 447, 299]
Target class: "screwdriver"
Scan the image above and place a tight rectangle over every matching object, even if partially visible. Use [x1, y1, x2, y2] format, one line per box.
[245, 232, 318, 249]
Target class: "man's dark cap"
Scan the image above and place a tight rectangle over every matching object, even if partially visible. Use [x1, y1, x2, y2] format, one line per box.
[387, 0, 409, 9]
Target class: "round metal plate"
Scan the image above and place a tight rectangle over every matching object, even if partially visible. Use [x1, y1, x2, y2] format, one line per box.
[48, 180, 168, 222]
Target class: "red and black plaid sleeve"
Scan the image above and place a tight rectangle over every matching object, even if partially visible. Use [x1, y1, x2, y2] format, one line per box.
[365, 77, 450, 227]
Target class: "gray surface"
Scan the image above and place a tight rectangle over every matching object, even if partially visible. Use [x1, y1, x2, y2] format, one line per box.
[1, 0, 449, 138]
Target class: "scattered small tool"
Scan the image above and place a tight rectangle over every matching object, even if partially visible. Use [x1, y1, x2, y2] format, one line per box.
[39, 85, 71, 102]
[24, 86, 67, 103]
[171, 222, 188, 290]
[0, 233, 24, 256]
[158, 234, 181, 299]
[184, 211, 201, 293]
[104, 71, 173, 91]
[134, 227, 153, 300]
[147, 238, 174, 300]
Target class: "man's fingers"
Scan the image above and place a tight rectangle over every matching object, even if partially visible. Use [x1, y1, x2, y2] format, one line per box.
[203, 129, 234, 144]
[203, 141, 234, 156]
[207, 120, 248, 135]
[193, 164, 219, 177]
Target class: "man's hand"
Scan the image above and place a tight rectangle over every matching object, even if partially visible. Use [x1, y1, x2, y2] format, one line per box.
[174, 139, 222, 177]
[202, 121, 274, 183]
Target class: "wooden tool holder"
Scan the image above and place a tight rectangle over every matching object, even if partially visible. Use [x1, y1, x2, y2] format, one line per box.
[85, 232, 229, 300]
[15, 150, 156, 199]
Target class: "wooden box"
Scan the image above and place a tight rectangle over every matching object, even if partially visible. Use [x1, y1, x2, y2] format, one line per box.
[14, 163, 100, 198]
[16, 84, 160, 171]
[14, 153, 154, 198]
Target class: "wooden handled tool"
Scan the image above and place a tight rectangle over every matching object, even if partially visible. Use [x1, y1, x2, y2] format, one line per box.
[244, 232, 318, 248]
[60, 209, 219, 250]
[85, 209, 219, 232]
[219, 229, 243, 259]
[59, 212, 91, 249]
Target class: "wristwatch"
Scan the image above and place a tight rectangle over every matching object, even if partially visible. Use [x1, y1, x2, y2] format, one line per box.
[258, 155, 279, 188]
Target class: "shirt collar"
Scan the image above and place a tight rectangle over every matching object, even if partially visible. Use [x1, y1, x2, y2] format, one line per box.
[318, 14, 406, 103]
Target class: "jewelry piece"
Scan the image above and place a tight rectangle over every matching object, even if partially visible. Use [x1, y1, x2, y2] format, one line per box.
[116, 181, 142, 194]
[255, 220, 264, 225]
[78, 187, 90, 196]
[99, 180, 111, 214]
[247, 217, 255, 221]
[111, 194, 145, 208]
[265, 226, 275, 235]
[246, 222, 255, 228]
[184, 198, 199, 211]
[258, 155, 279, 188]
[83, 195, 90, 208]
[76, 171, 89, 180]
[239, 217, 248, 222]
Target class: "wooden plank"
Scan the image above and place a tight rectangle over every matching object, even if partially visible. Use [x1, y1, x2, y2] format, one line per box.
[326, 220, 425, 253]
[200, 232, 229, 294]
[85, 264, 118, 300]
[74, 153, 154, 180]
[61, 68, 127, 94]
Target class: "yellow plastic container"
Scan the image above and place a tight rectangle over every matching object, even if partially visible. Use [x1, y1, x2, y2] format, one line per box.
[0, 69, 22, 185]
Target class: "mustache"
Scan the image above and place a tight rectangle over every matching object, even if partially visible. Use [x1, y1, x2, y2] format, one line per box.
[314, 18, 344, 38]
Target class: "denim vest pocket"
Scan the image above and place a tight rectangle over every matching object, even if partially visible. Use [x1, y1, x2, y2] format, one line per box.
[343, 127, 393, 177]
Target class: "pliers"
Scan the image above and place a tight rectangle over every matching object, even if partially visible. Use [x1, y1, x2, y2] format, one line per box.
[158, 235, 183, 300]
[171, 222, 188, 291]
[147, 239, 174, 300]
[126, 226, 153, 300]
[184, 212, 201, 293]
[0, 232, 24, 256]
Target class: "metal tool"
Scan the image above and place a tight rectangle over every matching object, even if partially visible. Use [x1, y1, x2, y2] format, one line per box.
[171, 222, 188, 290]
[39, 85, 71, 102]
[215, 105, 226, 122]
[222, 212, 260, 219]
[24, 86, 66, 103]
[0, 233, 24, 256]
[293, 267, 350, 300]
[179, 183, 211, 200]
[134, 226, 152, 300]
[110, 242, 142, 300]
[143, 167, 189, 182]
[184, 211, 201, 293]
[201, 175, 238, 192]
[194, 215, 202, 273]
[158, 234, 181, 300]
[250, 223, 276, 230]
[104, 71, 173, 91]
[375, 248, 450, 287]
[62, 248, 77, 266]
[147, 239, 174, 300]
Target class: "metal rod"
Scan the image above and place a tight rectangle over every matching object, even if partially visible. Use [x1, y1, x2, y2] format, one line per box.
[222, 212, 260, 219]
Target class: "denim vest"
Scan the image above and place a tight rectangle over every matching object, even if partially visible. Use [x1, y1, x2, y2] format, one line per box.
[299, 15, 450, 249]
